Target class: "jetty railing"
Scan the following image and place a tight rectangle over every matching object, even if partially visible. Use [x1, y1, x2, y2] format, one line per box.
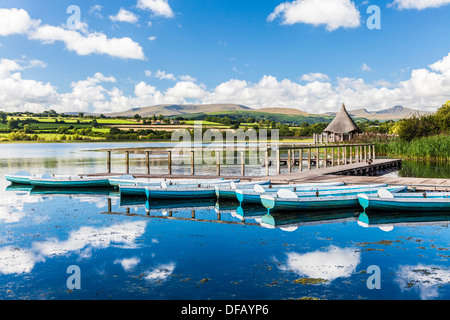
[103, 143, 376, 177]
[276, 144, 376, 174]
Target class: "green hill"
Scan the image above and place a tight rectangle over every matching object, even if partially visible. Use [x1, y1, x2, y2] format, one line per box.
[170, 109, 334, 125]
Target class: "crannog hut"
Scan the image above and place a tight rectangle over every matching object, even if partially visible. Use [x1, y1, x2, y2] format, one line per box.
[322, 103, 362, 142]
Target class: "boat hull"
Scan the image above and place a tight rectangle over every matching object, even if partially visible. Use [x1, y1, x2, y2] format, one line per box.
[145, 188, 216, 199]
[29, 178, 112, 188]
[261, 186, 407, 212]
[237, 184, 400, 205]
[5, 175, 31, 185]
[358, 193, 450, 212]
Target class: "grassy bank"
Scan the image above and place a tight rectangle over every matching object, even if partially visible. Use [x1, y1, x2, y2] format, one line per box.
[377, 134, 450, 161]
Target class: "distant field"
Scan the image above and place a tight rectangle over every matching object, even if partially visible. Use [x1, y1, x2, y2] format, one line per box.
[181, 120, 227, 126]
[9, 116, 136, 125]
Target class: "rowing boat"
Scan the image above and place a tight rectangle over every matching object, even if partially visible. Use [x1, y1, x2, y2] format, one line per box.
[237, 183, 391, 205]
[358, 189, 450, 212]
[28, 174, 116, 188]
[126, 180, 266, 197]
[261, 185, 407, 213]
[5, 171, 35, 185]
[143, 179, 245, 199]
[215, 181, 344, 200]
[109, 176, 235, 187]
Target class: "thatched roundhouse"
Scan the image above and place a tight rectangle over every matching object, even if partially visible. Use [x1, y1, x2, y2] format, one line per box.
[323, 104, 362, 142]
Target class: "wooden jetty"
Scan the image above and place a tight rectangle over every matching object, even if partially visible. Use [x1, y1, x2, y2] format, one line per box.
[87, 144, 450, 192]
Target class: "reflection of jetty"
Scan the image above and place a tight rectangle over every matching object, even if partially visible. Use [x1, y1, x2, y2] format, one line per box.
[85, 144, 450, 192]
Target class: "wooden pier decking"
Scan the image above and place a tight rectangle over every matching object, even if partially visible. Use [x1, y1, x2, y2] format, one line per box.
[83, 144, 450, 192]
[86, 158, 450, 192]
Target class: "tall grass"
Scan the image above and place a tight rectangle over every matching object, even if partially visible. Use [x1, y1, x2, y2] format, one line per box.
[377, 134, 450, 161]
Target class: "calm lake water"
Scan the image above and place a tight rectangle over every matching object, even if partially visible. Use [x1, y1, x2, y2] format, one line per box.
[0, 143, 449, 300]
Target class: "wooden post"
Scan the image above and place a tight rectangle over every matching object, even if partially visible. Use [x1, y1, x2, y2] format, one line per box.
[146, 151, 150, 174]
[292, 150, 295, 172]
[344, 147, 347, 165]
[288, 149, 292, 172]
[191, 150, 195, 175]
[241, 151, 245, 176]
[372, 144, 376, 160]
[276, 149, 281, 175]
[265, 149, 269, 177]
[168, 150, 172, 175]
[308, 148, 311, 170]
[316, 147, 319, 169]
[299, 149, 303, 171]
[359, 146, 363, 162]
[216, 151, 220, 176]
[337, 147, 341, 165]
[349, 146, 352, 164]
[107, 151, 111, 174]
[364, 145, 367, 162]
[356, 145, 359, 163]
[331, 147, 335, 167]
[125, 151, 129, 174]
[324, 147, 328, 168]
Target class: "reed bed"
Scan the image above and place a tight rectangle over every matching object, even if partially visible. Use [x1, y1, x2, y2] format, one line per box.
[376, 134, 450, 161]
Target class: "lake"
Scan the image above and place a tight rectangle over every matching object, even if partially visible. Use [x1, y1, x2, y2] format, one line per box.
[0, 143, 449, 300]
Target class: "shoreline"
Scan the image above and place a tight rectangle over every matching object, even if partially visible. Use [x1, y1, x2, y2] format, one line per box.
[0, 138, 314, 145]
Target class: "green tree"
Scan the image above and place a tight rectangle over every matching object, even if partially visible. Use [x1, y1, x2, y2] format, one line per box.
[7, 118, 19, 130]
[0, 112, 7, 123]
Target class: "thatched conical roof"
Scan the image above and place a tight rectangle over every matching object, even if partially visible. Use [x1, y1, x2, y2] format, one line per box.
[323, 104, 362, 134]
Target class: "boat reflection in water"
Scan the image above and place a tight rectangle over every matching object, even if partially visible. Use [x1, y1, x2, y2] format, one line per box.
[358, 210, 450, 232]
[259, 208, 359, 231]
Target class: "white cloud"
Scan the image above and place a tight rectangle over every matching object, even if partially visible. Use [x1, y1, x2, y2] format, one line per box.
[110, 8, 139, 24]
[145, 262, 176, 282]
[300, 72, 330, 82]
[178, 75, 197, 82]
[395, 264, 450, 300]
[155, 69, 176, 80]
[0, 58, 58, 112]
[279, 246, 361, 281]
[0, 247, 38, 275]
[268, 0, 361, 31]
[0, 8, 40, 36]
[114, 257, 141, 271]
[0, 8, 145, 60]
[390, 0, 450, 10]
[361, 63, 372, 72]
[29, 24, 145, 60]
[148, 36, 157, 41]
[33, 221, 147, 257]
[165, 81, 207, 100]
[89, 5, 103, 18]
[0, 221, 147, 275]
[137, 0, 174, 18]
[2, 50, 450, 114]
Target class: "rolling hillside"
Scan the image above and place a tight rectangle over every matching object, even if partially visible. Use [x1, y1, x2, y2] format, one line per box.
[323, 106, 430, 120]
[105, 104, 250, 117]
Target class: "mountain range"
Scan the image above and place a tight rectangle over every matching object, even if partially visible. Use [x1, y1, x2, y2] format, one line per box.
[323, 105, 430, 120]
[95, 104, 429, 121]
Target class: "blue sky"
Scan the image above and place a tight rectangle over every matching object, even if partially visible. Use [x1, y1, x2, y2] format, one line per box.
[0, 0, 449, 114]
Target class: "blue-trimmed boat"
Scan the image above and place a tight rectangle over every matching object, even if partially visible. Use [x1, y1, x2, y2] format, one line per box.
[28, 175, 114, 188]
[5, 171, 35, 185]
[131, 180, 269, 198]
[261, 185, 407, 213]
[109, 176, 234, 187]
[358, 190, 450, 212]
[215, 181, 344, 200]
[237, 183, 391, 205]
[144, 179, 245, 199]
